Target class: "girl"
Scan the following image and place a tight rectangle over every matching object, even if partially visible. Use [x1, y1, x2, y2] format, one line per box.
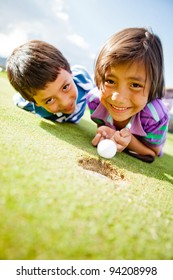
[87, 27, 169, 162]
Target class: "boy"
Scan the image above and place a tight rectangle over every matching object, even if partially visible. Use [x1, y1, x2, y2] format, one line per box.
[6, 40, 94, 123]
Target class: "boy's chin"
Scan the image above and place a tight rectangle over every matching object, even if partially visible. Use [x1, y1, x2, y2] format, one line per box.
[52, 102, 76, 115]
[63, 103, 76, 114]
[64, 108, 75, 114]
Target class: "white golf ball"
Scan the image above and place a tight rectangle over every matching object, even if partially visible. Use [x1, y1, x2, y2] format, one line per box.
[97, 139, 117, 159]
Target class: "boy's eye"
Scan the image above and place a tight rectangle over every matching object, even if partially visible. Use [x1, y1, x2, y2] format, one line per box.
[63, 84, 70, 91]
[46, 98, 54, 104]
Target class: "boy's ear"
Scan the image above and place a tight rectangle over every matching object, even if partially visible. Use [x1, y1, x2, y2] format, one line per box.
[33, 101, 40, 107]
[32, 98, 40, 107]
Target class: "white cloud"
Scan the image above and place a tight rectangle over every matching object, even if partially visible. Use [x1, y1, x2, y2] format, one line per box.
[0, 28, 28, 57]
[89, 52, 97, 60]
[55, 12, 69, 22]
[67, 34, 89, 50]
[0, 0, 95, 74]
[0, 0, 172, 86]
[51, 0, 69, 22]
[52, 0, 65, 11]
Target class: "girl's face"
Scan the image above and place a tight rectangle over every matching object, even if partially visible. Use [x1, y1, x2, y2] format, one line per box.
[33, 69, 78, 114]
[100, 61, 151, 128]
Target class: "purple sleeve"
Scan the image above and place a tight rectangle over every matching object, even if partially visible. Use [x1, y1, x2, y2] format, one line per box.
[140, 99, 169, 154]
[86, 87, 101, 111]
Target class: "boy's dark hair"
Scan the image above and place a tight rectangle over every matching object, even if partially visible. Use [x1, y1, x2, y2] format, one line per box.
[6, 40, 71, 102]
[95, 27, 165, 102]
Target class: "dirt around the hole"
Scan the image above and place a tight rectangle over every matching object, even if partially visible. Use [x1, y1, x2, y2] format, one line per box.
[78, 157, 124, 181]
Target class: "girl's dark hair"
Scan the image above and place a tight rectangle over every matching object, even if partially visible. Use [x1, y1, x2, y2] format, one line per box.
[6, 40, 71, 102]
[95, 27, 165, 102]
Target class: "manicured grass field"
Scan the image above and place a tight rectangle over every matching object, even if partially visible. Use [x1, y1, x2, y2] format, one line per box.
[0, 72, 173, 260]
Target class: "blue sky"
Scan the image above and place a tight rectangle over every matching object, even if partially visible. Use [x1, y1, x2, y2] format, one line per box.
[0, 0, 173, 87]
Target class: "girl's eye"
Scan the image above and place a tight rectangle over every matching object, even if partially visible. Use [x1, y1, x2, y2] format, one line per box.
[131, 83, 143, 88]
[105, 79, 114, 85]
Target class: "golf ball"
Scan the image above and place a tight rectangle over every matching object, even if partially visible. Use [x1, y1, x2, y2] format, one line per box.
[97, 139, 117, 159]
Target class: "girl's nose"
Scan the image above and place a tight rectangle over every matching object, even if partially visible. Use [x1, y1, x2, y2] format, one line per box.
[111, 92, 119, 100]
[111, 88, 127, 102]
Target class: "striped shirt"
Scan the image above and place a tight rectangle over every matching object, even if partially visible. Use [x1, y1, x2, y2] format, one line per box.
[13, 65, 94, 124]
[87, 88, 169, 155]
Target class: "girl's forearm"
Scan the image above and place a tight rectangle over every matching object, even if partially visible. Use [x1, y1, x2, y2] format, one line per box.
[127, 135, 159, 156]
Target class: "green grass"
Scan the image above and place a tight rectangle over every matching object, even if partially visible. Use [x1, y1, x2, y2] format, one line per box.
[0, 72, 173, 260]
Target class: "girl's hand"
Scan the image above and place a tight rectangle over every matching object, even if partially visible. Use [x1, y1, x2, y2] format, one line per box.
[111, 128, 132, 152]
[91, 126, 115, 146]
[91, 126, 132, 153]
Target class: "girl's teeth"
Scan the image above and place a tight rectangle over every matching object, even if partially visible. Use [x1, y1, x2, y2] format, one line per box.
[112, 105, 127, 110]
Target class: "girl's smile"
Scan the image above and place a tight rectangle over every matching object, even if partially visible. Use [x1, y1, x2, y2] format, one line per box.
[100, 61, 150, 127]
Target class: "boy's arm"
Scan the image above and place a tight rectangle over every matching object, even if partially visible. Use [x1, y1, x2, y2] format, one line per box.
[71, 65, 95, 93]
[13, 93, 36, 113]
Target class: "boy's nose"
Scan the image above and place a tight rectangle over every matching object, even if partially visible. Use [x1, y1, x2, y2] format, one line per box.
[58, 96, 68, 107]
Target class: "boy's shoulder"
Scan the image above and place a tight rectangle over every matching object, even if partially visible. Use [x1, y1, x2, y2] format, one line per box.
[71, 64, 91, 76]
[71, 65, 94, 90]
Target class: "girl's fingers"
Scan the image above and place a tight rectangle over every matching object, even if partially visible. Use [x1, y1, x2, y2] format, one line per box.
[120, 128, 130, 137]
[111, 130, 132, 152]
[92, 133, 107, 146]
[92, 131, 109, 146]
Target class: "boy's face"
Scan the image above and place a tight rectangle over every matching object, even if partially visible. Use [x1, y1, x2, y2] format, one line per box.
[100, 61, 150, 128]
[33, 69, 78, 114]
